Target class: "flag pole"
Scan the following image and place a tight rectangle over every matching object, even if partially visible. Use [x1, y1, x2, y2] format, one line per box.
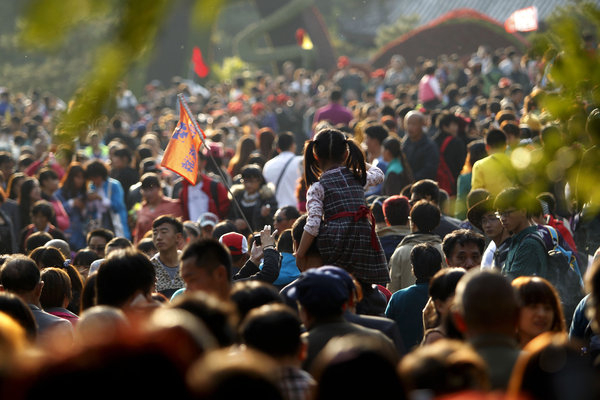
[177, 94, 254, 234]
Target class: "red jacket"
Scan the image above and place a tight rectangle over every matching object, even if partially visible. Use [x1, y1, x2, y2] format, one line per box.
[181, 175, 230, 221]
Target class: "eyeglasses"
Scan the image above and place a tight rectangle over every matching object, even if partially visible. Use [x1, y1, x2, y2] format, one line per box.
[480, 215, 500, 225]
[88, 245, 105, 251]
[495, 209, 517, 219]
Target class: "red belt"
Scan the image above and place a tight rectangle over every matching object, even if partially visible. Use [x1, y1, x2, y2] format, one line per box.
[328, 205, 380, 250]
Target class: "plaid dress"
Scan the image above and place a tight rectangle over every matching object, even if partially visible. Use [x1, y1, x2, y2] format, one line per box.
[305, 167, 389, 285]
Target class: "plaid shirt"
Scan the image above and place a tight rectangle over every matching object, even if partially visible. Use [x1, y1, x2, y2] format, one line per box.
[277, 366, 315, 400]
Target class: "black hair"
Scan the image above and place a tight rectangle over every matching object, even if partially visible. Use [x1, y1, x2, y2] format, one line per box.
[429, 267, 467, 302]
[485, 129, 507, 149]
[382, 136, 402, 158]
[437, 112, 458, 130]
[240, 164, 266, 186]
[240, 304, 302, 358]
[84, 160, 109, 180]
[370, 196, 387, 224]
[304, 128, 366, 187]
[29, 246, 65, 269]
[73, 249, 100, 268]
[410, 200, 441, 233]
[25, 232, 53, 254]
[494, 187, 534, 215]
[279, 206, 301, 221]
[152, 215, 184, 235]
[364, 124, 389, 145]
[137, 237, 157, 255]
[140, 172, 161, 189]
[86, 228, 115, 246]
[95, 249, 156, 308]
[212, 220, 237, 240]
[276, 229, 294, 253]
[181, 239, 232, 283]
[441, 229, 486, 260]
[276, 132, 295, 152]
[170, 291, 236, 347]
[0, 292, 37, 340]
[291, 215, 318, 255]
[410, 243, 443, 281]
[106, 237, 133, 251]
[31, 200, 54, 220]
[59, 163, 86, 199]
[0, 255, 40, 293]
[411, 179, 440, 204]
[536, 192, 556, 216]
[330, 88, 343, 102]
[230, 280, 284, 322]
[38, 168, 58, 184]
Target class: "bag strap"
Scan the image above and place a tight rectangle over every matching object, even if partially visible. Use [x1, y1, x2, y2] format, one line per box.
[275, 155, 296, 197]
[440, 135, 453, 154]
[210, 180, 219, 205]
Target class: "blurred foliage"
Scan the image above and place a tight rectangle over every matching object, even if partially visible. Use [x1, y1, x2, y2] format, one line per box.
[375, 14, 420, 49]
[211, 56, 254, 83]
[519, 1, 600, 212]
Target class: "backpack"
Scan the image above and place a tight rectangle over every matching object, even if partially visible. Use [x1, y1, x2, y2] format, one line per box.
[436, 136, 455, 196]
[528, 226, 584, 322]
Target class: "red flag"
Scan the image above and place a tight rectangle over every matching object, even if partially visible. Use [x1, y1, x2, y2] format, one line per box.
[161, 102, 203, 184]
[505, 6, 538, 33]
[191, 46, 209, 78]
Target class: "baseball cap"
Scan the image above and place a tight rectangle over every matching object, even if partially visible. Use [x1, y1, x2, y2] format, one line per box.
[287, 267, 351, 310]
[198, 212, 219, 228]
[219, 232, 248, 256]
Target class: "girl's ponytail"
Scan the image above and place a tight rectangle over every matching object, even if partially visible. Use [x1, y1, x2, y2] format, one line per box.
[303, 140, 320, 187]
[345, 139, 367, 186]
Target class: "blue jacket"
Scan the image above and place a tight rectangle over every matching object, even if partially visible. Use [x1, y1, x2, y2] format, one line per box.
[90, 178, 131, 240]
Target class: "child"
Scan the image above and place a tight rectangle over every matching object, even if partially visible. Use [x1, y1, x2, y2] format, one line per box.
[20, 200, 67, 253]
[295, 128, 389, 285]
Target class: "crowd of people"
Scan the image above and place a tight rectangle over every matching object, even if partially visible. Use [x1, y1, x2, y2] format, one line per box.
[0, 42, 599, 399]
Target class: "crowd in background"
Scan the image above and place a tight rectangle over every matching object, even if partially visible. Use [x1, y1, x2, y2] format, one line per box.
[0, 42, 599, 399]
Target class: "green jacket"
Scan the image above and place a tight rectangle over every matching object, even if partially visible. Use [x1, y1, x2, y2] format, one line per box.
[502, 225, 548, 280]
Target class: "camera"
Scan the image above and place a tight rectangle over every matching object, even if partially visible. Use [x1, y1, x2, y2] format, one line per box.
[254, 233, 261, 246]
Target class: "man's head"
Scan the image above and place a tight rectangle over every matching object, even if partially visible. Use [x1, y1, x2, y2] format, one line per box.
[330, 88, 343, 103]
[437, 112, 459, 135]
[442, 229, 485, 270]
[364, 124, 389, 154]
[95, 249, 156, 309]
[240, 304, 304, 362]
[105, 237, 133, 257]
[276, 131, 296, 154]
[86, 228, 115, 258]
[0, 255, 42, 300]
[84, 160, 109, 186]
[152, 215, 184, 254]
[274, 206, 300, 233]
[404, 111, 425, 142]
[140, 173, 162, 204]
[111, 147, 132, 170]
[467, 197, 505, 241]
[494, 187, 534, 234]
[25, 232, 53, 254]
[291, 215, 320, 270]
[288, 267, 350, 325]
[453, 270, 518, 337]
[31, 200, 54, 231]
[410, 180, 440, 205]
[410, 243, 443, 282]
[383, 195, 410, 227]
[409, 200, 441, 234]
[198, 212, 219, 240]
[180, 239, 232, 300]
[484, 129, 507, 152]
[219, 232, 249, 267]
[38, 168, 59, 193]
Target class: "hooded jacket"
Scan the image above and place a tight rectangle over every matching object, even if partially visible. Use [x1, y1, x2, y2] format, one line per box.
[388, 232, 447, 293]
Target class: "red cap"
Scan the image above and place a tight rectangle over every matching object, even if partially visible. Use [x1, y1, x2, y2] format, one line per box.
[251, 102, 265, 116]
[381, 92, 395, 101]
[371, 68, 386, 78]
[219, 232, 248, 256]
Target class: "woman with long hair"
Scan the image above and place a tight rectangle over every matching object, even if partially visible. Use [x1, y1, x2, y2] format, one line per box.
[56, 162, 89, 251]
[17, 177, 42, 232]
[7, 172, 25, 201]
[511, 276, 565, 348]
[256, 127, 276, 161]
[228, 136, 256, 178]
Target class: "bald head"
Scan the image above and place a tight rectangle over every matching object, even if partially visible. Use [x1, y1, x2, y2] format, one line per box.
[404, 111, 425, 141]
[454, 270, 518, 336]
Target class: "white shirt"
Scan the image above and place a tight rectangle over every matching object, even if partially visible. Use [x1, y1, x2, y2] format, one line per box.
[188, 181, 209, 222]
[481, 240, 496, 269]
[262, 151, 302, 208]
